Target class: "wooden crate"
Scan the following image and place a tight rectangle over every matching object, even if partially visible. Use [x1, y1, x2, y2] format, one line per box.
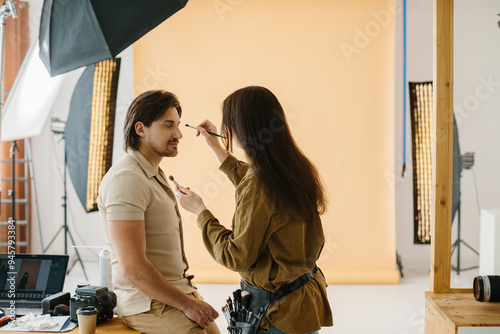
[426, 291, 500, 333]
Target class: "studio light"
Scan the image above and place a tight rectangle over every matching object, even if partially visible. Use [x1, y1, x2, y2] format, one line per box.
[462, 152, 474, 170]
[65, 58, 120, 212]
[410, 81, 478, 272]
[409, 81, 433, 244]
[50, 117, 65, 134]
[409, 81, 462, 244]
[45, 59, 120, 279]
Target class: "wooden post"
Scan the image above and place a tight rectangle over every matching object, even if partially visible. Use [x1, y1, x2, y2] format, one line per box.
[430, 0, 454, 293]
[426, 2, 500, 332]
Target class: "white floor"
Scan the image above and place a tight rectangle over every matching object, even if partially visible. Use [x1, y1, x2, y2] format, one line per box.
[64, 260, 478, 334]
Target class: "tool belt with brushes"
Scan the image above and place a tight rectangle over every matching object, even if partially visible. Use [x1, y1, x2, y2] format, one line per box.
[222, 265, 318, 334]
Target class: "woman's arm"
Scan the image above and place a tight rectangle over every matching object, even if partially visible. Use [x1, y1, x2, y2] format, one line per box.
[193, 119, 251, 186]
[179, 176, 277, 272]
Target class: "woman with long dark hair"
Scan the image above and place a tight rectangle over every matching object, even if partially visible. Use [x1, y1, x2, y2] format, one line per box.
[178, 86, 333, 334]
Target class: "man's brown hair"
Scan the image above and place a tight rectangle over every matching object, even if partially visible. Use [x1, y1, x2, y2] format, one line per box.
[123, 90, 182, 152]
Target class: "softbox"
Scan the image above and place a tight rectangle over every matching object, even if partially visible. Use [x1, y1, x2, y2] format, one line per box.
[65, 58, 120, 212]
[409, 81, 461, 244]
[39, 0, 188, 76]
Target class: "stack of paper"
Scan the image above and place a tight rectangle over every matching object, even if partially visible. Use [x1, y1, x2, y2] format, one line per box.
[0, 313, 77, 332]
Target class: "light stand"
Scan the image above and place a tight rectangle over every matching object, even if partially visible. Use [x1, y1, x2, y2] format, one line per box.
[451, 152, 479, 275]
[1, 0, 18, 231]
[44, 120, 88, 280]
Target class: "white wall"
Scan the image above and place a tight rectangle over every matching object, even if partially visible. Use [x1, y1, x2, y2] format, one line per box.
[394, 0, 500, 271]
[22, 0, 500, 274]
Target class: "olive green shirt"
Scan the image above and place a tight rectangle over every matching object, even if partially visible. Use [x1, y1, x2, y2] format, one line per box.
[197, 154, 333, 333]
[98, 150, 196, 317]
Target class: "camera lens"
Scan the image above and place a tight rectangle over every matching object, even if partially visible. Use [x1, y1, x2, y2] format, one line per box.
[473, 275, 500, 302]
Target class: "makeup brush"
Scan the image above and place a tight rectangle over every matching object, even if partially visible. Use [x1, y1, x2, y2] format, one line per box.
[168, 175, 187, 195]
[168, 175, 180, 188]
[185, 124, 225, 138]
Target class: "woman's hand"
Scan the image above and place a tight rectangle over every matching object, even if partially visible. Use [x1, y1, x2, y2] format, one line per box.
[196, 120, 220, 148]
[196, 120, 228, 163]
[177, 186, 207, 216]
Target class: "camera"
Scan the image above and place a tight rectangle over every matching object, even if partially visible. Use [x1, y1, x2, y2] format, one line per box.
[70, 285, 117, 323]
[473, 275, 500, 302]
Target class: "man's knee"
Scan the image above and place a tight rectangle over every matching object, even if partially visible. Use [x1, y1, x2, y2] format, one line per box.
[205, 321, 221, 334]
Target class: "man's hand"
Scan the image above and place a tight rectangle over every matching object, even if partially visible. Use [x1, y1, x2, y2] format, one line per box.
[181, 298, 219, 329]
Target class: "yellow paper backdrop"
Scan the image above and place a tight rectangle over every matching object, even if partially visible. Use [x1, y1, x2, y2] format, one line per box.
[134, 0, 398, 284]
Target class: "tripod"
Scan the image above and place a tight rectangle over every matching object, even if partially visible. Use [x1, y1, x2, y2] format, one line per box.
[44, 138, 88, 281]
[451, 203, 479, 275]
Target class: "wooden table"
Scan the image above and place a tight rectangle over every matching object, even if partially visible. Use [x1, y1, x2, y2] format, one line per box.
[425, 290, 500, 333]
[0, 316, 139, 333]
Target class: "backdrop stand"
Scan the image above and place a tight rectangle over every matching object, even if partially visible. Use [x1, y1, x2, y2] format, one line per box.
[44, 137, 88, 281]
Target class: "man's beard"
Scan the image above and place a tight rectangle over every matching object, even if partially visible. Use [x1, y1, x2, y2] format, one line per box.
[149, 140, 178, 157]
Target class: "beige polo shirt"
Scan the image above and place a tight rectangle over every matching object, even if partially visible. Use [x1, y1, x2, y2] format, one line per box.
[97, 150, 196, 317]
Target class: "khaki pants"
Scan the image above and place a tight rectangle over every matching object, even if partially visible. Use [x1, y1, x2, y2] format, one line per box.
[122, 291, 221, 334]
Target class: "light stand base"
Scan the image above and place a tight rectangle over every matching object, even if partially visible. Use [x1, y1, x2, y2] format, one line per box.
[396, 251, 404, 278]
[451, 203, 479, 275]
[44, 224, 89, 281]
[44, 146, 88, 281]
[451, 239, 479, 275]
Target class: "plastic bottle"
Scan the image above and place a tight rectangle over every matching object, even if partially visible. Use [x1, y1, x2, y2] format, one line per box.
[98, 248, 113, 290]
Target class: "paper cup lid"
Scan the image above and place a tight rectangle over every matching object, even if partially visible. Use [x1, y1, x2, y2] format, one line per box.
[76, 306, 97, 315]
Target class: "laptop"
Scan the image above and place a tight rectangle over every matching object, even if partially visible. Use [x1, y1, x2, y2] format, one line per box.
[0, 254, 69, 316]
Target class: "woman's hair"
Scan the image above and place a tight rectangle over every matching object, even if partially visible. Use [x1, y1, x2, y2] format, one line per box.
[221, 86, 327, 221]
[123, 90, 182, 151]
